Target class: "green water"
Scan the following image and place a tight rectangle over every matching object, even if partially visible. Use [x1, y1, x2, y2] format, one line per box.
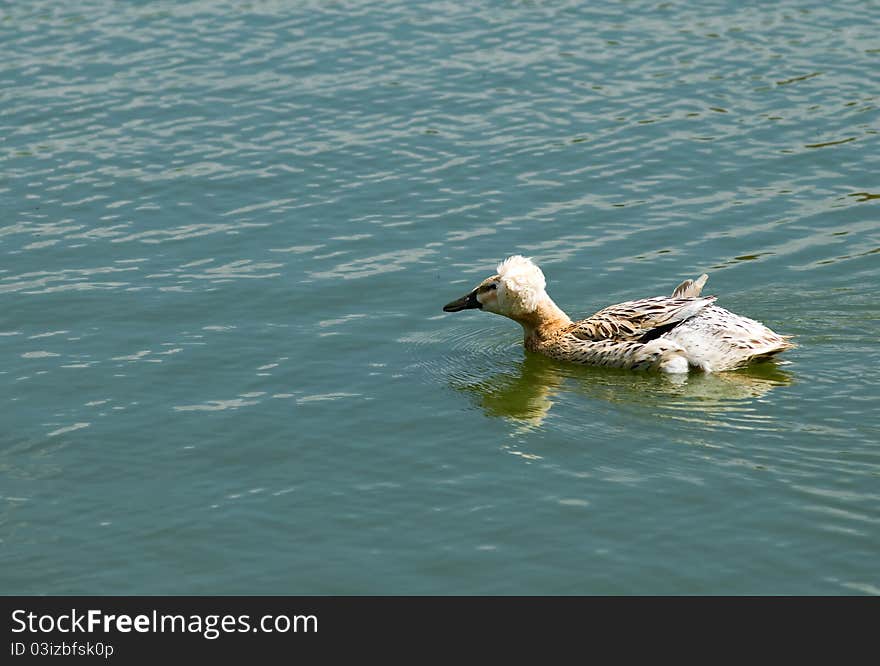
[1, 0, 878, 594]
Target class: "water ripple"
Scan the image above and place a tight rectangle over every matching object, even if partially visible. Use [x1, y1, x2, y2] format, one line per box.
[2, 0, 878, 594]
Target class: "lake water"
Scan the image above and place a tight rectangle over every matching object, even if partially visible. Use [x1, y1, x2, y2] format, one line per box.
[2, 0, 878, 594]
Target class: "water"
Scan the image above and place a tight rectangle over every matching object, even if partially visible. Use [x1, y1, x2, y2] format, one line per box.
[1, 0, 878, 594]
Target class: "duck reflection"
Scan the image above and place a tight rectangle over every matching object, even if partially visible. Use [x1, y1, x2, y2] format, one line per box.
[456, 352, 793, 428]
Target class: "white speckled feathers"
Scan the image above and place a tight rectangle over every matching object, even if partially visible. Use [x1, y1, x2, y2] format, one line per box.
[662, 304, 795, 371]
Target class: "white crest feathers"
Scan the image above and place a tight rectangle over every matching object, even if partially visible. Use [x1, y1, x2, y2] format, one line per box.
[495, 255, 546, 313]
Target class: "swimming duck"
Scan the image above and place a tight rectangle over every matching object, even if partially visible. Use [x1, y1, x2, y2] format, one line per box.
[442, 255, 794, 373]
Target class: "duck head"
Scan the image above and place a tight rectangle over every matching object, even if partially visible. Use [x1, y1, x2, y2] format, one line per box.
[443, 256, 566, 332]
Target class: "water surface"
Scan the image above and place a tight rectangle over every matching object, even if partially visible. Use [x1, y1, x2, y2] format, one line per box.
[1, 0, 878, 594]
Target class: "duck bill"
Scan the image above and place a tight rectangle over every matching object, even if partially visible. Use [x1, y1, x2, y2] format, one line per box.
[443, 289, 482, 312]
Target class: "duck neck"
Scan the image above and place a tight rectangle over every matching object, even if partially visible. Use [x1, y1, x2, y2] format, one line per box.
[513, 294, 571, 345]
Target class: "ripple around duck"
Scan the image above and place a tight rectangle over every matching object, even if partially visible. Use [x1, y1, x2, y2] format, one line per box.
[400, 321, 521, 388]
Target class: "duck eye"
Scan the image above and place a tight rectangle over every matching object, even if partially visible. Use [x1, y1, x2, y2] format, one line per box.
[487, 283, 497, 290]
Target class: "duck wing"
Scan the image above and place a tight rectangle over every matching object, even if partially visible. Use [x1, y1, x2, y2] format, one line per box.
[671, 273, 709, 298]
[566, 296, 716, 342]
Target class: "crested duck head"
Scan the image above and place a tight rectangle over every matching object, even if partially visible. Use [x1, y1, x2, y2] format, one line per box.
[443, 256, 571, 336]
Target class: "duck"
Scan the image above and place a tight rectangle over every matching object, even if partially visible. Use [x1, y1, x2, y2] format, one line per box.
[442, 255, 794, 373]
